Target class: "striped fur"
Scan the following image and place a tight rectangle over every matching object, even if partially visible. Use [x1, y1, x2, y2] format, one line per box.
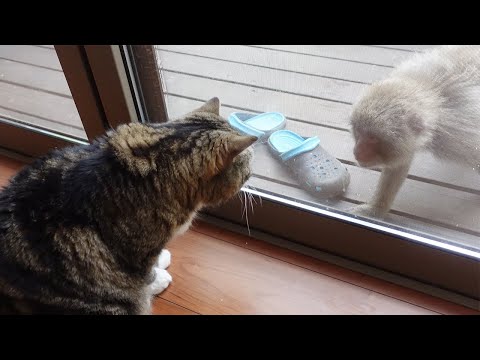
[0, 98, 256, 314]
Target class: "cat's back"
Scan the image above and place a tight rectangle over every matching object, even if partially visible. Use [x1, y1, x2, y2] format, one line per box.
[0, 142, 136, 315]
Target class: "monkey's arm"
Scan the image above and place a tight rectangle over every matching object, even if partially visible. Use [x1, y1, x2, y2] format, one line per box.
[351, 158, 413, 218]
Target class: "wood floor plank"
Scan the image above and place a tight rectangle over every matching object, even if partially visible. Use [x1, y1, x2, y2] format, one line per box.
[163, 71, 352, 129]
[0, 81, 86, 139]
[161, 231, 438, 315]
[192, 221, 479, 315]
[355, 275, 479, 315]
[0, 106, 86, 140]
[372, 45, 436, 52]
[0, 58, 71, 96]
[157, 45, 392, 84]
[191, 220, 367, 283]
[157, 50, 366, 104]
[251, 45, 411, 67]
[0, 48, 84, 139]
[0, 45, 62, 70]
[152, 297, 198, 315]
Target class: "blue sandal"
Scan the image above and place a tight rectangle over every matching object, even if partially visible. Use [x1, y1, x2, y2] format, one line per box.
[228, 112, 286, 141]
[268, 130, 350, 199]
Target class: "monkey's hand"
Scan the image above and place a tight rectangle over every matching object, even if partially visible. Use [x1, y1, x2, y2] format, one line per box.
[348, 203, 388, 219]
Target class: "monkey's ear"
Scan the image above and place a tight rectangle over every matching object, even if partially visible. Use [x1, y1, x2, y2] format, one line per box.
[409, 115, 425, 134]
[192, 97, 220, 115]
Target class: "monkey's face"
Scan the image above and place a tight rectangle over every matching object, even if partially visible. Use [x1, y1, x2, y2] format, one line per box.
[351, 123, 415, 169]
[352, 131, 383, 167]
[350, 80, 422, 169]
[351, 127, 394, 168]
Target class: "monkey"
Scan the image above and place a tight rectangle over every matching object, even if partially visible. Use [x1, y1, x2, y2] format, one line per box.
[349, 45, 480, 218]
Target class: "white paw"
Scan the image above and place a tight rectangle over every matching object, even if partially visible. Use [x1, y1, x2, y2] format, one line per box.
[348, 204, 387, 218]
[156, 249, 171, 270]
[148, 267, 172, 295]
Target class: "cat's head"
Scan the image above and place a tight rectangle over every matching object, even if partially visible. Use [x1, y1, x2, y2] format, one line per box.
[108, 97, 257, 208]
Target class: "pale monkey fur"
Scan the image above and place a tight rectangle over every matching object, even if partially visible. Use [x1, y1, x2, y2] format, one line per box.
[350, 45, 480, 217]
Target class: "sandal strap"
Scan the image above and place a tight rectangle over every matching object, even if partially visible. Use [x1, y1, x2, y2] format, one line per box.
[228, 114, 265, 138]
[280, 137, 320, 161]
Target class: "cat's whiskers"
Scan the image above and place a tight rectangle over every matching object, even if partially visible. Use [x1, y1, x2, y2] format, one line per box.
[246, 191, 255, 214]
[245, 184, 263, 207]
[242, 191, 251, 236]
[238, 191, 245, 218]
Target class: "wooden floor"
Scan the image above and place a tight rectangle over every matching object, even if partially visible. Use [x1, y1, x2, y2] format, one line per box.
[0, 45, 479, 252]
[0, 154, 477, 315]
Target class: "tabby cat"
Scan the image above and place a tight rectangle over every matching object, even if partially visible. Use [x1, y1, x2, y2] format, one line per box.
[0, 98, 256, 314]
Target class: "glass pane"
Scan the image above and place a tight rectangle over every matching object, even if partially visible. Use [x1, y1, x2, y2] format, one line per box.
[155, 45, 480, 254]
[0, 45, 87, 140]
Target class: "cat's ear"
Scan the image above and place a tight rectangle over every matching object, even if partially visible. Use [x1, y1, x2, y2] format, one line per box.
[207, 133, 257, 177]
[193, 97, 220, 115]
[225, 134, 257, 160]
